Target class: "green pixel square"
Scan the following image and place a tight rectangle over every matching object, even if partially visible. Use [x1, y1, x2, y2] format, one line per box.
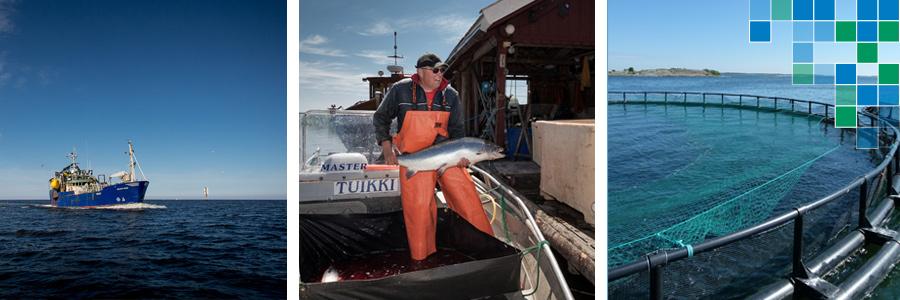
[772, 0, 791, 20]
[858, 43, 878, 63]
[836, 22, 856, 42]
[836, 86, 856, 105]
[793, 64, 813, 84]
[835, 106, 857, 128]
[880, 64, 899, 84]
[880, 21, 899, 42]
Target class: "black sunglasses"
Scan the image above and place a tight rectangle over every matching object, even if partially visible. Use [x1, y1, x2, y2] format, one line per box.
[421, 67, 447, 74]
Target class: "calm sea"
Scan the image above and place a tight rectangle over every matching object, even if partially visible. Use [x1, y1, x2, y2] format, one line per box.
[0, 200, 286, 299]
[609, 73, 836, 102]
[608, 73, 900, 298]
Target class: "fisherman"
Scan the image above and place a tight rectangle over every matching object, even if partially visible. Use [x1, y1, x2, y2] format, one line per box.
[374, 53, 494, 261]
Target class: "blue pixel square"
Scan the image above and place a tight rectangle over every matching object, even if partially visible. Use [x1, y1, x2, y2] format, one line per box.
[836, 64, 857, 84]
[880, 85, 899, 105]
[879, 107, 900, 128]
[796, 0, 814, 20]
[793, 43, 813, 62]
[750, 0, 770, 20]
[859, 0, 877, 20]
[859, 22, 878, 41]
[859, 85, 878, 105]
[836, 0, 856, 20]
[750, 21, 771, 42]
[815, 0, 835, 20]
[881, 0, 899, 20]
[815, 64, 835, 84]
[857, 127, 879, 149]
[794, 22, 815, 41]
[815, 22, 834, 41]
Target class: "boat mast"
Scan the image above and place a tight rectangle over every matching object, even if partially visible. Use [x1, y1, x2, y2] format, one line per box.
[128, 140, 135, 182]
[389, 31, 403, 66]
[68, 147, 78, 165]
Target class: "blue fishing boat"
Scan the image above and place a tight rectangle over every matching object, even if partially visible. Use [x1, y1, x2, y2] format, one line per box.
[48, 140, 149, 208]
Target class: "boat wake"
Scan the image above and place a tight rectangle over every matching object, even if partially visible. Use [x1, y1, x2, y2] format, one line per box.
[31, 203, 167, 210]
[88, 203, 167, 210]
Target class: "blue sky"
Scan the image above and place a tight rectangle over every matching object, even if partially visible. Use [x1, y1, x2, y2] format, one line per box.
[610, 1, 802, 73]
[299, 0, 491, 111]
[0, 0, 286, 199]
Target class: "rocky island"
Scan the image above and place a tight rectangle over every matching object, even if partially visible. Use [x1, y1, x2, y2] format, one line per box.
[608, 67, 721, 77]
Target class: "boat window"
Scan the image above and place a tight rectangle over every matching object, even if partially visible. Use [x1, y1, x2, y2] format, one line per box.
[301, 110, 397, 168]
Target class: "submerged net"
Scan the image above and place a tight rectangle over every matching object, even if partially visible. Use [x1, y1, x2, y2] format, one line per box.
[608, 104, 840, 267]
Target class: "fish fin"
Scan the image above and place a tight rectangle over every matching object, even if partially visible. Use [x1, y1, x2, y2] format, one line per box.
[322, 265, 340, 283]
[437, 164, 449, 178]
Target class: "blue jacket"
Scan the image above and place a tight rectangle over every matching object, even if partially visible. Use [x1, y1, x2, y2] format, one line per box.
[373, 75, 464, 146]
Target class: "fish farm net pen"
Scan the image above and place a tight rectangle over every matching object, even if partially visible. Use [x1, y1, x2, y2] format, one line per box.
[608, 145, 841, 267]
[607, 91, 900, 298]
[608, 94, 839, 266]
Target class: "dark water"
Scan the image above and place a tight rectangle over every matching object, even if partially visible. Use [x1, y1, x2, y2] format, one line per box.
[310, 248, 474, 282]
[607, 74, 898, 298]
[0, 200, 286, 299]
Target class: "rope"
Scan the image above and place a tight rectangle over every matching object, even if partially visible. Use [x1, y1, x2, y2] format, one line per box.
[133, 150, 149, 181]
[485, 185, 502, 224]
[520, 240, 548, 255]
[673, 239, 694, 257]
[482, 193, 499, 224]
[521, 240, 549, 297]
[500, 194, 510, 243]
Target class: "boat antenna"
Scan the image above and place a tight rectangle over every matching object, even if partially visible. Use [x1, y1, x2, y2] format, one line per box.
[388, 31, 403, 66]
[68, 147, 78, 164]
[127, 140, 136, 182]
[327, 104, 342, 114]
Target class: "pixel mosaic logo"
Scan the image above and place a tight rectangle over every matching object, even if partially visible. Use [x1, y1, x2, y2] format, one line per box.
[749, 0, 900, 149]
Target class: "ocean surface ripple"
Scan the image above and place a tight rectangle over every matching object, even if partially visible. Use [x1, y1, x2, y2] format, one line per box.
[0, 200, 286, 299]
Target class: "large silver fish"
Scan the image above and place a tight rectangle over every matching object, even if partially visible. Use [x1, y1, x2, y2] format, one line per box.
[397, 137, 505, 178]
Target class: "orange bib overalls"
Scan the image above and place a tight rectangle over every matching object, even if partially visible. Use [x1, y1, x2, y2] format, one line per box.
[394, 84, 494, 261]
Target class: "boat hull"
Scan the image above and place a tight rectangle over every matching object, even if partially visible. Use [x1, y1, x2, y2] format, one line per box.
[50, 181, 149, 207]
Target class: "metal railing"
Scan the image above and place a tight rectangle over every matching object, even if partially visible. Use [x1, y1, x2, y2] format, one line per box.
[469, 165, 575, 300]
[609, 91, 836, 119]
[607, 91, 900, 299]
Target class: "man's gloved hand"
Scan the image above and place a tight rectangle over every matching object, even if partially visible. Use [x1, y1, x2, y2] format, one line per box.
[457, 157, 471, 168]
[382, 140, 398, 165]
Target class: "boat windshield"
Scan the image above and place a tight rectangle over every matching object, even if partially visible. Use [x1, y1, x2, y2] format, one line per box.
[300, 110, 396, 169]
